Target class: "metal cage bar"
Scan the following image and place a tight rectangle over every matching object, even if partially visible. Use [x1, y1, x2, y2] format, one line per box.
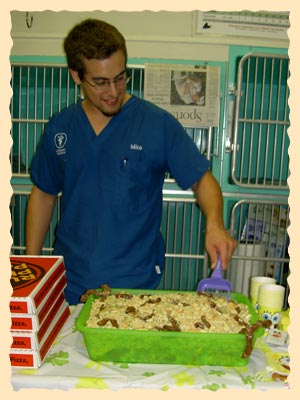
[228, 199, 289, 307]
[10, 59, 290, 298]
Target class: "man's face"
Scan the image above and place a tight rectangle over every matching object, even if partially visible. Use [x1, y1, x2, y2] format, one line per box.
[75, 50, 128, 117]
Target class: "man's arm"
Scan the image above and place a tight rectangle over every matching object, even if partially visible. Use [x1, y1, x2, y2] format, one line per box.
[192, 170, 237, 269]
[25, 185, 57, 255]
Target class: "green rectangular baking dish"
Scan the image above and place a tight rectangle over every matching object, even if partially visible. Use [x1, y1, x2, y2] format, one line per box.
[75, 289, 264, 366]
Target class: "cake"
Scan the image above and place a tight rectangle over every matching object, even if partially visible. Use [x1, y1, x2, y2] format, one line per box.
[80, 285, 271, 359]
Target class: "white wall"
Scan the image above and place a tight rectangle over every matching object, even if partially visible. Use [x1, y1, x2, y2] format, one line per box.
[10, 11, 289, 62]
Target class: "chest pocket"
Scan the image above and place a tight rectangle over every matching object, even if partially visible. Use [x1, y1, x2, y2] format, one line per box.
[113, 152, 151, 211]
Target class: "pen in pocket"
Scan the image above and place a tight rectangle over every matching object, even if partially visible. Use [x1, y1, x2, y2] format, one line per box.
[121, 157, 128, 170]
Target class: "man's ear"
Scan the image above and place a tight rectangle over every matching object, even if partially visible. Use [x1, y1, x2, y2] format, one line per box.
[69, 69, 81, 85]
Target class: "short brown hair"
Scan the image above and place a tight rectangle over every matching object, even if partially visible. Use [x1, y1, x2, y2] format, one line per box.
[63, 19, 127, 79]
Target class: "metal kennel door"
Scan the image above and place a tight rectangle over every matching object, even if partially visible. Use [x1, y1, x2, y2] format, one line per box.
[231, 53, 290, 190]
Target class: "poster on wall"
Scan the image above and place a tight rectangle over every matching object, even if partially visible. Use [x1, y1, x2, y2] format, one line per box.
[144, 64, 220, 127]
[196, 11, 290, 40]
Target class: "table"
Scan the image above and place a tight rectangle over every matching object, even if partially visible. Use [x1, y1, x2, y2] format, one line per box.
[11, 305, 290, 391]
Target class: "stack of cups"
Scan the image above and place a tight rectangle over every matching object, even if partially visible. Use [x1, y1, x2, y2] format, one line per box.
[250, 276, 276, 311]
[257, 283, 285, 328]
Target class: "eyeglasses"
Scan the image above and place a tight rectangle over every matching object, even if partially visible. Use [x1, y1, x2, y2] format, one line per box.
[83, 70, 130, 91]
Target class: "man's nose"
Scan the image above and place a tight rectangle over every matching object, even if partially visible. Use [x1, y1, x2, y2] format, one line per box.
[106, 81, 119, 95]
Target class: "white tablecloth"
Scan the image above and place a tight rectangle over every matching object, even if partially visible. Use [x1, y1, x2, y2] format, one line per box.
[11, 305, 290, 391]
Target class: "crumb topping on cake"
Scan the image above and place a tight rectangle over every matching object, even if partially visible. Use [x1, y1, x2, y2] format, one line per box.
[85, 286, 251, 334]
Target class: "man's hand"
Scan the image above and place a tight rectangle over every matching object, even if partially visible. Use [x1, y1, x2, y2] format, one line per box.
[205, 225, 237, 270]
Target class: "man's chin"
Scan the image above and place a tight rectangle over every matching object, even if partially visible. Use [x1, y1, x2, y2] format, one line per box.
[101, 104, 122, 117]
[102, 110, 120, 117]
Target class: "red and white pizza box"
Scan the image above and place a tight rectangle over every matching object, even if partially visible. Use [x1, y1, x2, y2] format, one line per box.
[10, 292, 65, 341]
[10, 300, 71, 368]
[10, 255, 66, 314]
[11, 293, 70, 350]
[10, 273, 67, 331]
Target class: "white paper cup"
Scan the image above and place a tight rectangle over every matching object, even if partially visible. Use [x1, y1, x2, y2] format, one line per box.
[250, 276, 276, 310]
[257, 284, 285, 328]
[258, 284, 285, 308]
[229, 242, 266, 296]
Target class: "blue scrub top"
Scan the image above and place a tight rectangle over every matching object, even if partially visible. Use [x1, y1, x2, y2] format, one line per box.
[30, 96, 210, 304]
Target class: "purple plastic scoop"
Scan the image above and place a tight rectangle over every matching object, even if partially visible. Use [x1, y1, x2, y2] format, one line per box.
[197, 256, 231, 300]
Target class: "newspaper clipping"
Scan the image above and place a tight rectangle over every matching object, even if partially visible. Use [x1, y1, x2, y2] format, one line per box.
[144, 63, 220, 127]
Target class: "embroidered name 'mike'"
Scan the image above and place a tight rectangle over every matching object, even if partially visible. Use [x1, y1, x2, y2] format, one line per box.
[130, 144, 143, 151]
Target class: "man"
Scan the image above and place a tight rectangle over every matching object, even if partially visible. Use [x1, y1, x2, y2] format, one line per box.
[26, 19, 237, 304]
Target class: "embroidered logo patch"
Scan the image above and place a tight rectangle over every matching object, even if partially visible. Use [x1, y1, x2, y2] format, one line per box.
[54, 133, 67, 155]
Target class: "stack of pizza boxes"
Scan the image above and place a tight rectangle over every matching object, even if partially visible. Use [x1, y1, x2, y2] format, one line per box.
[10, 255, 71, 368]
